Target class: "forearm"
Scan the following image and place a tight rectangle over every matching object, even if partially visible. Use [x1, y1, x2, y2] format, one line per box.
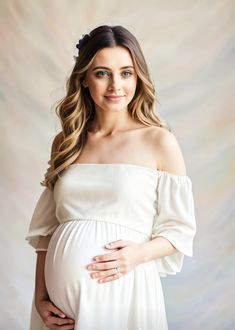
[139, 236, 177, 264]
[35, 251, 49, 306]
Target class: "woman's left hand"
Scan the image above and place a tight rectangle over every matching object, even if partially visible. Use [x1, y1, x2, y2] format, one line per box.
[87, 240, 144, 283]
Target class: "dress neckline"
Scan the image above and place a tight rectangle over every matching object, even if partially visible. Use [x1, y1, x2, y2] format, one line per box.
[68, 162, 188, 178]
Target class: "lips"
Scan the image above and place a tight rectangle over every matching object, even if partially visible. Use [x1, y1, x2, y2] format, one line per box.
[105, 95, 123, 98]
[104, 95, 124, 102]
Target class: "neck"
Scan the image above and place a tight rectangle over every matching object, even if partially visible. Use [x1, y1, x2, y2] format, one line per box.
[87, 109, 134, 137]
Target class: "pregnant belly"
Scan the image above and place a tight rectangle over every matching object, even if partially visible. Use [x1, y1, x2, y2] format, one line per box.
[44, 219, 150, 319]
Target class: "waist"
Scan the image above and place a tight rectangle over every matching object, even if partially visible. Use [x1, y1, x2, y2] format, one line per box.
[57, 217, 152, 241]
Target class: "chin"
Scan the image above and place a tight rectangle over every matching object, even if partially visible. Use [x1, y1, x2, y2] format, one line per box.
[98, 103, 128, 111]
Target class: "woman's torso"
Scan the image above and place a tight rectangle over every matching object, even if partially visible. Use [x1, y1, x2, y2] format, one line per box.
[45, 130, 163, 319]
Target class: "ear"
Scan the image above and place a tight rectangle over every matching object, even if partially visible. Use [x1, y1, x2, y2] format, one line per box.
[82, 80, 88, 88]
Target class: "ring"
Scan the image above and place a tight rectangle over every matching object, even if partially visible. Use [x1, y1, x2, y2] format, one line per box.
[115, 267, 119, 273]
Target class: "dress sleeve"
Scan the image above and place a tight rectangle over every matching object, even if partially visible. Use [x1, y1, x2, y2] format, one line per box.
[152, 171, 197, 277]
[25, 187, 60, 252]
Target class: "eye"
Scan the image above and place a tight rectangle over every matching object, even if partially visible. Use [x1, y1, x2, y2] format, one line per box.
[95, 70, 109, 78]
[122, 71, 133, 77]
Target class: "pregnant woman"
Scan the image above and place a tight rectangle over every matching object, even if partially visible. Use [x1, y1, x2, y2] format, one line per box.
[25, 25, 197, 330]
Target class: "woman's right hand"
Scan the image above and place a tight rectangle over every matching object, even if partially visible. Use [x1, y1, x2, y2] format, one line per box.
[35, 299, 75, 330]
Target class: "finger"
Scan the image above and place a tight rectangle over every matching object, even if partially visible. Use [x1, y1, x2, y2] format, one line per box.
[45, 315, 75, 327]
[105, 239, 135, 249]
[88, 248, 129, 269]
[92, 250, 120, 263]
[50, 324, 75, 330]
[93, 253, 118, 262]
[98, 272, 122, 283]
[48, 302, 67, 318]
[90, 265, 123, 279]
[49, 302, 69, 318]
[59, 325, 75, 330]
[88, 260, 119, 271]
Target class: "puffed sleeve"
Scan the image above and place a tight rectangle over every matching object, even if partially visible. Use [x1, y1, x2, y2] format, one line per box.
[152, 171, 196, 277]
[25, 187, 60, 252]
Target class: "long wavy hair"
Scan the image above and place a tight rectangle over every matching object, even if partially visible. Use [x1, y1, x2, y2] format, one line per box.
[40, 25, 170, 190]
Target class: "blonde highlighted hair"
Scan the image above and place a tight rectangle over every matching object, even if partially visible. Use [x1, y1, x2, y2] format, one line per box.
[40, 25, 170, 190]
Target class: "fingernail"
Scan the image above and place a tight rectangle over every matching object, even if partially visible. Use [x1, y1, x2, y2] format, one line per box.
[59, 313, 66, 318]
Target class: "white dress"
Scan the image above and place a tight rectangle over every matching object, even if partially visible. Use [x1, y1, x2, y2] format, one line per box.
[25, 163, 196, 330]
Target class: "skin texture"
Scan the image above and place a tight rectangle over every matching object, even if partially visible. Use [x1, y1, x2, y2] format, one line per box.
[35, 46, 187, 327]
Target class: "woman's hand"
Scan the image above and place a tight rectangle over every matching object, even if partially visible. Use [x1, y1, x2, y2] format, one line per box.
[87, 239, 144, 283]
[35, 299, 75, 330]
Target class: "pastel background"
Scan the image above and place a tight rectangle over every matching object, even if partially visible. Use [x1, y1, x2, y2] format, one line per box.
[1, 1, 234, 329]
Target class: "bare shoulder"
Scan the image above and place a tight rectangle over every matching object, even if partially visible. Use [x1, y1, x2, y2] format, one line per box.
[148, 126, 187, 175]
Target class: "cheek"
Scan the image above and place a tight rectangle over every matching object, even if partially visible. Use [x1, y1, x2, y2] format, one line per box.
[88, 82, 105, 99]
[125, 80, 137, 95]
[89, 84, 101, 99]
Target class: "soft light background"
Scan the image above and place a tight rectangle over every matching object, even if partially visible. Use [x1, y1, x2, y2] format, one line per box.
[1, 1, 234, 329]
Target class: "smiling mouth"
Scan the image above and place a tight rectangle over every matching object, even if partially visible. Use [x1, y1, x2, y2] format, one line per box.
[105, 95, 124, 98]
[104, 96, 123, 102]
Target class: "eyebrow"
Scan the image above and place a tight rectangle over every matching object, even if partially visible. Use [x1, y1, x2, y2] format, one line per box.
[92, 66, 134, 71]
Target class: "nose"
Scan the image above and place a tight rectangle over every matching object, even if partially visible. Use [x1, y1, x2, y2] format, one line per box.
[108, 73, 122, 91]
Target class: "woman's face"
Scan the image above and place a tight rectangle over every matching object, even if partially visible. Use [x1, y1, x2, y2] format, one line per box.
[83, 46, 138, 113]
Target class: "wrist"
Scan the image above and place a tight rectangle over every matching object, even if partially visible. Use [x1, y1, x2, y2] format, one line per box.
[138, 243, 148, 264]
[35, 297, 50, 312]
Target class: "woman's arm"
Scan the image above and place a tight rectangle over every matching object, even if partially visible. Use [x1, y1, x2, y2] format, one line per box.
[137, 130, 189, 263]
[35, 251, 50, 306]
[139, 237, 177, 263]
[34, 251, 75, 328]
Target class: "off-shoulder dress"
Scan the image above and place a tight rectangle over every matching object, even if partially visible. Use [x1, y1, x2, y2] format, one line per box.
[26, 163, 197, 330]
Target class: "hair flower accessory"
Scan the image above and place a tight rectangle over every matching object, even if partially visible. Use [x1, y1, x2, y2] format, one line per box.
[76, 33, 91, 53]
